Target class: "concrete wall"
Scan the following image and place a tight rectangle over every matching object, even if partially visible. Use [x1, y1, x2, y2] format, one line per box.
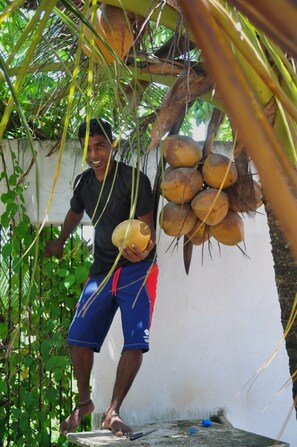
[0, 139, 83, 223]
[1, 139, 296, 446]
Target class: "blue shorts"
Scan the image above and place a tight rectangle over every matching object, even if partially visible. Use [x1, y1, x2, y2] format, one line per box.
[68, 260, 158, 353]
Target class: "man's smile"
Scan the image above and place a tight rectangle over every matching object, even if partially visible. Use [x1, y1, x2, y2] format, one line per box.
[90, 160, 103, 166]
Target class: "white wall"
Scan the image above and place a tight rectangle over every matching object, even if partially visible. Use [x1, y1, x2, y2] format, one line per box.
[92, 210, 296, 447]
[0, 139, 84, 224]
[1, 140, 296, 446]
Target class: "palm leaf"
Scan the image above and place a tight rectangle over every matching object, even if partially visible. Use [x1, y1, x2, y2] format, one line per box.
[208, 0, 297, 123]
[228, 0, 297, 58]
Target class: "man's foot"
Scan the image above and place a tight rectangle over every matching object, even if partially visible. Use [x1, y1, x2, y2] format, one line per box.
[60, 399, 95, 435]
[101, 411, 132, 437]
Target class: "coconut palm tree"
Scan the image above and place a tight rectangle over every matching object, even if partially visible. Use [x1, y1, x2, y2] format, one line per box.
[1, 0, 296, 415]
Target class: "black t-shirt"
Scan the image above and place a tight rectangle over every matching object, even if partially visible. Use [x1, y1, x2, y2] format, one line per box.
[70, 161, 155, 275]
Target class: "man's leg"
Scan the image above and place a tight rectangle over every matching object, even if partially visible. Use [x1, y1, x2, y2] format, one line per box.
[102, 262, 158, 436]
[60, 346, 95, 435]
[102, 349, 143, 436]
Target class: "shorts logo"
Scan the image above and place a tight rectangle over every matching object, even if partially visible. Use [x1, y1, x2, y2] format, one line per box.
[143, 329, 149, 344]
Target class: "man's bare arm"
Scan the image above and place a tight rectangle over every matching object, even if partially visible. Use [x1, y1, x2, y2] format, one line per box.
[45, 209, 84, 258]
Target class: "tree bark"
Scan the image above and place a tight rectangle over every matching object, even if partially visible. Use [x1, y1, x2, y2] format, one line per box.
[265, 201, 297, 413]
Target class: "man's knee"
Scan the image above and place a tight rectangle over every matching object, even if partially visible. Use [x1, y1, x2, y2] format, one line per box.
[122, 348, 143, 357]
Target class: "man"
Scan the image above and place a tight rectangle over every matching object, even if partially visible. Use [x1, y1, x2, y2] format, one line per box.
[45, 118, 158, 437]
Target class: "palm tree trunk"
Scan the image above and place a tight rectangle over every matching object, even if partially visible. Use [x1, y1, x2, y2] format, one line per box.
[265, 201, 297, 414]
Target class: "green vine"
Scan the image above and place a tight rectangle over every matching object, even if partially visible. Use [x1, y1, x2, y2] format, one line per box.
[0, 150, 92, 446]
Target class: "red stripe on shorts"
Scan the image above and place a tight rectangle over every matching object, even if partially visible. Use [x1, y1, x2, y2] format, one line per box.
[146, 263, 159, 326]
[112, 267, 123, 296]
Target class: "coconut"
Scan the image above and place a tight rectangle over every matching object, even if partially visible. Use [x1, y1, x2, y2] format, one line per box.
[185, 219, 211, 245]
[161, 135, 203, 168]
[82, 4, 133, 65]
[159, 167, 203, 204]
[210, 210, 244, 246]
[226, 179, 263, 213]
[159, 202, 197, 237]
[112, 219, 151, 251]
[191, 188, 229, 226]
[202, 152, 238, 189]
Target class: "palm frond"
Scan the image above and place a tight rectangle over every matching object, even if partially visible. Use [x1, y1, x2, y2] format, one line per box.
[229, 0, 297, 58]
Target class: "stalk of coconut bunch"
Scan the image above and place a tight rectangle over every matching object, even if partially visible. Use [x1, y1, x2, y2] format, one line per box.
[202, 108, 225, 157]
[148, 68, 213, 150]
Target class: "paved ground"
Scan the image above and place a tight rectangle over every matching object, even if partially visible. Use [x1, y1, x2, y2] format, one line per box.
[67, 419, 290, 446]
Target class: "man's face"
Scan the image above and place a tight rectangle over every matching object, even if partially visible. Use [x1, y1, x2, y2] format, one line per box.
[82, 134, 114, 178]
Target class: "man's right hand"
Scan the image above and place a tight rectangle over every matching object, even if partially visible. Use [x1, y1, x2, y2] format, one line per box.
[44, 209, 83, 259]
[45, 239, 64, 259]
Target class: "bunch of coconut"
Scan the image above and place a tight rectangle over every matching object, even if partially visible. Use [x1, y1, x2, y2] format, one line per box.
[158, 135, 262, 248]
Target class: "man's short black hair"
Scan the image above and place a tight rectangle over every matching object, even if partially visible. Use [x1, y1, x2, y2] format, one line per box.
[78, 118, 113, 144]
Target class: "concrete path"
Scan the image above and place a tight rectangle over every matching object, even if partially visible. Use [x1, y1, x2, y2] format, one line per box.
[67, 419, 289, 446]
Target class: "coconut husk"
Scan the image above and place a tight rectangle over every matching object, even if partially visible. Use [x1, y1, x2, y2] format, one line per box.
[161, 135, 203, 168]
[228, 149, 258, 216]
[226, 179, 263, 213]
[160, 166, 203, 204]
[152, 112, 187, 229]
[148, 67, 213, 150]
[202, 152, 238, 189]
[210, 210, 244, 246]
[159, 202, 197, 237]
[191, 188, 229, 226]
[82, 4, 133, 65]
[229, 97, 276, 215]
[186, 219, 211, 245]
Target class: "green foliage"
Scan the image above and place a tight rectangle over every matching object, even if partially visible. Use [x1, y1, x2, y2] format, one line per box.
[216, 116, 233, 141]
[0, 1, 206, 145]
[192, 99, 213, 125]
[0, 155, 92, 446]
[192, 101, 233, 141]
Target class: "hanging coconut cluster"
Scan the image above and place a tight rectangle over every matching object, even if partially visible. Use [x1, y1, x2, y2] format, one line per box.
[159, 135, 262, 248]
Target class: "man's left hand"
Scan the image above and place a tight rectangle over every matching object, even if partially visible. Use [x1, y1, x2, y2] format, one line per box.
[122, 240, 155, 263]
